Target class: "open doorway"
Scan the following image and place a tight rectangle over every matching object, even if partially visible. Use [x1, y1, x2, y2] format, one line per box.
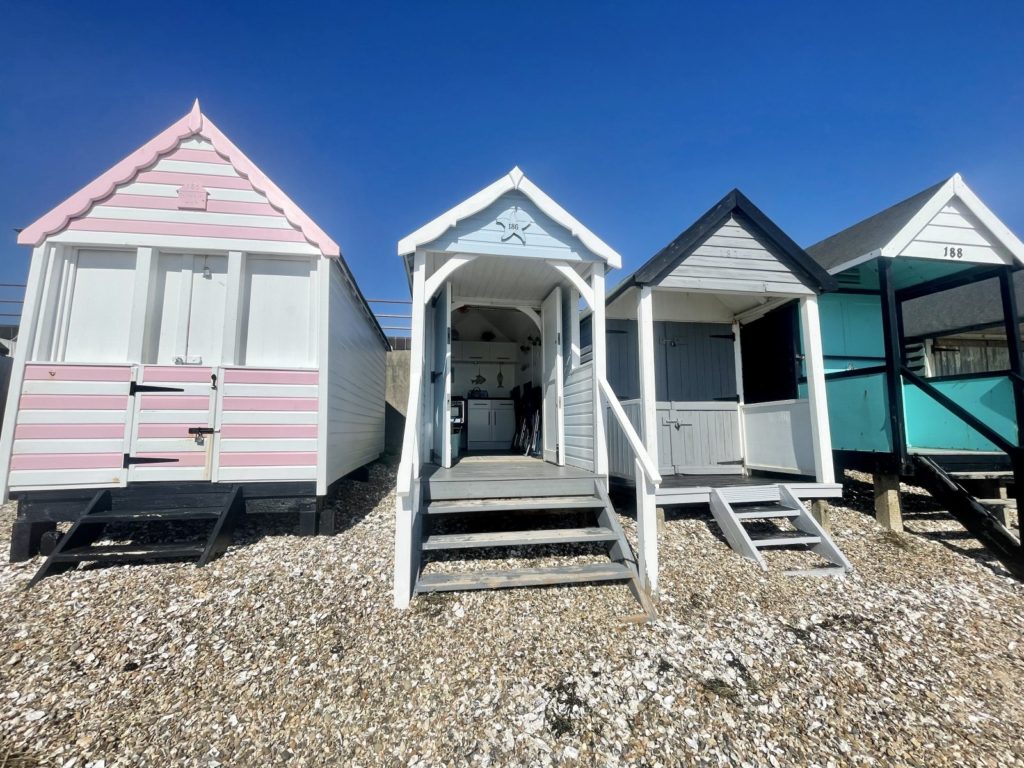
[447, 304, 544, 464]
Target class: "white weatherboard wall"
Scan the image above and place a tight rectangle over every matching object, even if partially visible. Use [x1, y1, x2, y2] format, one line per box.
[563, 361, 594, 471]
[323, 260, 386, 492]
[898, 199, 1012, 264]
[662, 217, 813, 295]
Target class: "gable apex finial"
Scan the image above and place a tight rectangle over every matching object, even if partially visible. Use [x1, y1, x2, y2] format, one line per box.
[508, 166, 525, 187]
[188, 98, 202, 132]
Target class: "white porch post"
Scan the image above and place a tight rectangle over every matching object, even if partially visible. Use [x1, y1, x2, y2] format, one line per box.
[636, 285, 659, 592]
[394, 250, 427, 609]
[222, 250, 245, 365]
[590, 266, 608, 478]
[0, 244, 49, 502]
[799, 295, 835, 484]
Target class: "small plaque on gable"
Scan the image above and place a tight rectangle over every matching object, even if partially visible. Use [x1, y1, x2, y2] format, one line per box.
[496, 205, 532, 244]
[177, 182, 209, 210]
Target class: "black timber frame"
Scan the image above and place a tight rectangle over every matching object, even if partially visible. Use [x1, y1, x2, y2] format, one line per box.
[10, 480, 321, 562]
[606, 188, 837, 304]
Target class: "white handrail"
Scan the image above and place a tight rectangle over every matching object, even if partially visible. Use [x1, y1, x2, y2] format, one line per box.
[396, 385, 422, 496]
[598, 377, 661, 484]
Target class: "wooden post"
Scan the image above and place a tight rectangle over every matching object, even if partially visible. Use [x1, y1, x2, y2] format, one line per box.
[811, 499, 831, 530]
[127, 247, 154, 362]
[874, 469, 903, 532]
[798, 295, 835, 484]
[394, 251, 426, 609]
[591, 266, 608, 478]
[997, 267, 1024, 531]
[878, 259, 909, 468]
[222, 251, 245, 365]
[636, 286, 658, 592]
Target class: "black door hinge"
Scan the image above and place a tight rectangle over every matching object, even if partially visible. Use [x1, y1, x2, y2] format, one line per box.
[129, 382, 185, 395]
[713, 395, 741, 402]
[710, 333, 736, 341]
[123, 454, 180, 468]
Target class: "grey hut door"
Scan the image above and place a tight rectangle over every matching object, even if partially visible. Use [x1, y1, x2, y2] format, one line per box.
[541, 286, 564, 465]
[431, 281, 452, 467]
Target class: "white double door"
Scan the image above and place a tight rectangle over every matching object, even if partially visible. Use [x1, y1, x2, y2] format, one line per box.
[127, 253, 229, 481]
[541, 287, 565, 465]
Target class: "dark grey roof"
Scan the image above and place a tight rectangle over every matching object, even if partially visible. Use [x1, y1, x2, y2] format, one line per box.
[608, 189, 835, 305]
[903, 270, 1024, 339]
[806, 178, 951, 272]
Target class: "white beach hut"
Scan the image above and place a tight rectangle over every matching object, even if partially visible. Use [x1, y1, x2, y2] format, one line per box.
[3, 101, 388, 578]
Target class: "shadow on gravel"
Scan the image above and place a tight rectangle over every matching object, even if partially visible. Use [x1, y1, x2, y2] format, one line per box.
[841, 471, 1010, 578]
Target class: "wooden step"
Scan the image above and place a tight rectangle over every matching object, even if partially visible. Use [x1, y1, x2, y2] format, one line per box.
[87, 508, 222, 523]
[425, 496, 604, 515]
[422, 527, 618, 551]
[948, 471, 1013, 480]
[54, 542, 206, 563]
[426, 477, 596, 501]
[783, 565, 847, 578]
[977, 498, 1017, 507]
[734, 506, 800, 520]
[748, 532, 821, 548]
[415, 562, 633, 593]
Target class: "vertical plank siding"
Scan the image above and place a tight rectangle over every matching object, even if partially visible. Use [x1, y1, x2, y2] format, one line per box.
[323, 261, 386, 487]
[563, 361, 594, 471]
[605, 319, 736, 401]
[9, 364, 131, 489]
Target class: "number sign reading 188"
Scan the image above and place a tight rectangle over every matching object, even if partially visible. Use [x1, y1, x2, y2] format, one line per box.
[943, 246, 964, 259]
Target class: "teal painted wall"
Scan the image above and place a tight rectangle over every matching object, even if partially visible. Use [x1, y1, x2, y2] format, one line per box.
[818, 292, 884, 374]
[903, 376, 1016, 451]
[825, 371, 893, 452]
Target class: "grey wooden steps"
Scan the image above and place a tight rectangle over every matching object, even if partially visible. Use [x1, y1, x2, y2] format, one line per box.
[416, 562, 634, 593]
[708, 485, 852, 578]
[414, 482, 651, 612]
[426, 496, 603, 515]
[27, 485, 245, 588]
[747, 531, 822, 548]
[423, 526, 618, 551]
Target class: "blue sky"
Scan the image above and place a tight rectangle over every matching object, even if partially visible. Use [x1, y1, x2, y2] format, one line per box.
[1, 1, 1022, 326]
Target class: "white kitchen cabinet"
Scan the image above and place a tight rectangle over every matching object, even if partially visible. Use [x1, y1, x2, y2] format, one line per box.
[466, 400, 517, 450]
[467, 401, 492, 446]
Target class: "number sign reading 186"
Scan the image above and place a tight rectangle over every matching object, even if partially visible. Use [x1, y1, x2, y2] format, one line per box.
[943, 246, 964, 259]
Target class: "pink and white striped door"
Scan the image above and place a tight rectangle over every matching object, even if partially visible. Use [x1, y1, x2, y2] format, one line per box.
[126, 365, 220, 482]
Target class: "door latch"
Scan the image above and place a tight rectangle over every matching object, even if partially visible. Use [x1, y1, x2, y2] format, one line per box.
[210, 373, 218, 390]
[188, 426, 216, 446]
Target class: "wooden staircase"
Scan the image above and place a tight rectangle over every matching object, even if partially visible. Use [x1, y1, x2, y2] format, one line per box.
[708, 484, 852, 577]
[912, 455, 1023, 578]
[414, 480, 652, 611]
[27, 484, 245, 587]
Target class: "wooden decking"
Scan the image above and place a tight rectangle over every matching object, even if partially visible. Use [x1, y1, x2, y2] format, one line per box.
[423, 455, 598, 500]
[652, 472, 843, 506]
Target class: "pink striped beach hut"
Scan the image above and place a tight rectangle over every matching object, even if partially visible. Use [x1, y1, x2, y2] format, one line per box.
[2, 101, 388, 569]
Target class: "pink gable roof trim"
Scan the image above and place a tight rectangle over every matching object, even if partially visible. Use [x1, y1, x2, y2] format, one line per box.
[17, 100, 341, 258]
